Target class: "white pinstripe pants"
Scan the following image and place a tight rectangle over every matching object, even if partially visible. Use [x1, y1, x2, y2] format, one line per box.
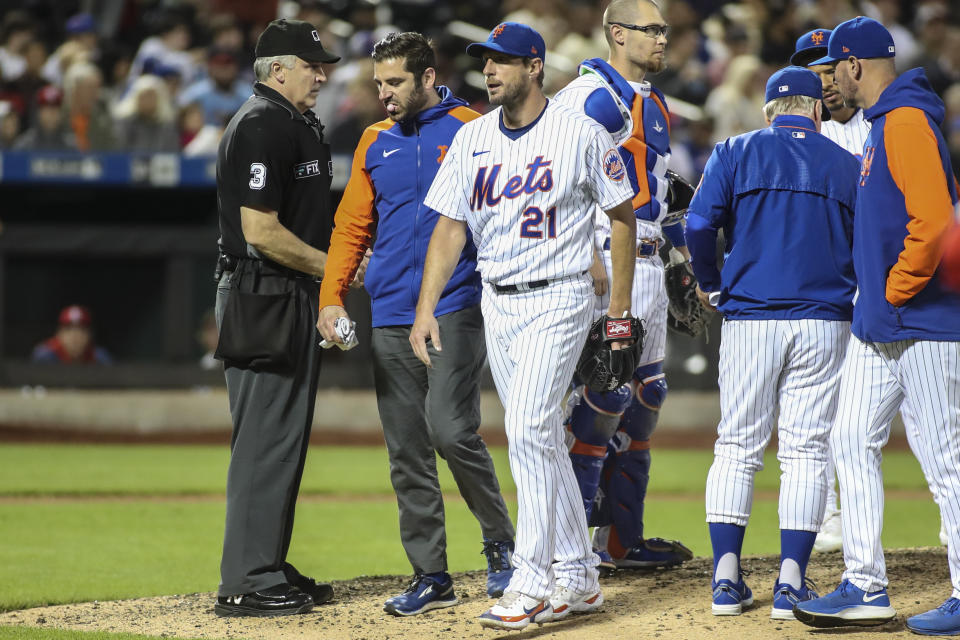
[595, 252, 667, 366]
[833, 336, 960, 595]
[482, 275, 600, 600]
[705, 319, 849, 531]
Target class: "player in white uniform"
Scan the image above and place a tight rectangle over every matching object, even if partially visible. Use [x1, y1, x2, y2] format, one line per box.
[409, 22, 637, 630]
[552, 0, 693, 570]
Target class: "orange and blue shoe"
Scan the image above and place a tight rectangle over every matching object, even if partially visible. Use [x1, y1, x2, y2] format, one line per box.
[478, 591, 552, 630]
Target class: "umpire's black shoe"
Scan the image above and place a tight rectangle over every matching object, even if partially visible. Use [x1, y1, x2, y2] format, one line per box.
[214, 583, 314, 617]
[283, 562, 334, 605]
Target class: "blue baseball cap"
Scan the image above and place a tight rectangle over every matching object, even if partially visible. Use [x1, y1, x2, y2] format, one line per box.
[66, 13, 96, 35]
[466, 22, 546, 62]
[810, 16, 895, 65]
[764, 66, 831, 121]
[790, 28, 832, 66]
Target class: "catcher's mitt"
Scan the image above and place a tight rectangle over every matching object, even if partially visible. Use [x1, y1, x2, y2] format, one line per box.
[576, 315, 645, 393]
[665, 248, 711, 338]
[663, 170, 696, 225]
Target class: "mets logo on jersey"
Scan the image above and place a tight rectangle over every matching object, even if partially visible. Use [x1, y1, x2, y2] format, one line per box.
[811, 31, 825, 45]
[603, 149, 626, 182]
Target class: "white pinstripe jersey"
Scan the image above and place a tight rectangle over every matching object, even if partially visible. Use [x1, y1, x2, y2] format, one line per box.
[423, 100, 634, 286]
[821, 108, 870, 159]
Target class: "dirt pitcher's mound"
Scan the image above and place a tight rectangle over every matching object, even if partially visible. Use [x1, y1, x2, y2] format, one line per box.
[0, 549, 950, 639]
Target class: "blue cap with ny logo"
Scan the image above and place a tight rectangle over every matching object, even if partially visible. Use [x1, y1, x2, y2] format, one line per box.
[809, 16, 895, 65]
[466, 22, 546, 62]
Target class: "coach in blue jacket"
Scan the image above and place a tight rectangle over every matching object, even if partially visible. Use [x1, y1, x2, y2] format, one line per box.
[317, 32, 515, 616]
[685, 66, 861, 619]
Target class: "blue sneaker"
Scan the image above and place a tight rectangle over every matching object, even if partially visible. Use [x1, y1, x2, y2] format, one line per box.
[793, 579, 896, 627]
[595, 548, 616, 575]
[906, 597, 960, 635]
[482, 540, 515, 598]
[383, 574, 457, 616]
[615, 537, 694, 569]
[712, 577, 754, 615]
[771, 579, 818, 620]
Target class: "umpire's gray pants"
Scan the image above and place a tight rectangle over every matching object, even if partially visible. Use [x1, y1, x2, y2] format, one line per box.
[215, 270, 323, 596]
[373, 304, 514, 574]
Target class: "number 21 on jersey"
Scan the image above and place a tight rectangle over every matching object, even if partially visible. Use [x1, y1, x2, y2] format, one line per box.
[520, 206, 557, 239]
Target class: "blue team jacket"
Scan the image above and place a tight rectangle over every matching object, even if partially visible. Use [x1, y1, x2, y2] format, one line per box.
[320, 87, 481, 326]
[685, 114, 860, 320]
[851, 68, 960, 342]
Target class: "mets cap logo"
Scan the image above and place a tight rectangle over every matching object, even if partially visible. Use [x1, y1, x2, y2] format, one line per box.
[603, 149, 626, 182]
[492, 23, 506, 38]
[811, 31, 825, 45]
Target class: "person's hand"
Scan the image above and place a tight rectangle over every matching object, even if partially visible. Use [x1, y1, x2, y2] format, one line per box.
[696, 286, 716, 312]
[318, 305, 349, 342]
[588, 253, 609, 297]
[351, 249, 372, 288]
[409, 312, 441, 367]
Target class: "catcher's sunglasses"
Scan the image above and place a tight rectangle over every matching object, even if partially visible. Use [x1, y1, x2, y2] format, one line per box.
[609, 22, 671, 38]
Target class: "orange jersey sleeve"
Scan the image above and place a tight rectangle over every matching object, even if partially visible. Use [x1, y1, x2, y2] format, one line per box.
[318, 120, 391, 309]
[884, 107, 955, 306]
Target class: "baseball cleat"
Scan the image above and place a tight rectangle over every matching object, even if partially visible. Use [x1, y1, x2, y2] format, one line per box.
[712, 577, 754, 615]
[545, 585, 603, 622]
[481, 539, 515, 598]
[595, 548, 617, 576]
[793, 579, 896, 627]
[383, 573, 457, 616]
[814, 510, 843, 553]
[771, 579, 818, 620]
[906, 597, 960, 635]
[615, 537, 694, 569]
[478, 591, 552, 630]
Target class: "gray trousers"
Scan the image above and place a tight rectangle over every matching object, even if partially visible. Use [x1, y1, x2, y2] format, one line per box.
[372, 304, 515, 575]
[215, 268, 323, 596]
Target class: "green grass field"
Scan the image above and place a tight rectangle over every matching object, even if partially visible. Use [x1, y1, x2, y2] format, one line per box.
[0, 443, 943, 639]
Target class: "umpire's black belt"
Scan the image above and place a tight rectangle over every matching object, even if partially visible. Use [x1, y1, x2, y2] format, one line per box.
[602, 237, 661, 257]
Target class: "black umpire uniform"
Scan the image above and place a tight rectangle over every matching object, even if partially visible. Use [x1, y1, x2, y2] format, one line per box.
[213, 19, 339, 617]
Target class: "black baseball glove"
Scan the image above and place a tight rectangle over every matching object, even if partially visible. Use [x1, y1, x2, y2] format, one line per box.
[664, 249, 711, 338]
[663, 170, 696, 225]
[576, 315, 645, 393]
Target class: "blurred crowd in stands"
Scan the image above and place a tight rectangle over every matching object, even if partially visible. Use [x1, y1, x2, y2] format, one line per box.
[0, 0, 957, 180]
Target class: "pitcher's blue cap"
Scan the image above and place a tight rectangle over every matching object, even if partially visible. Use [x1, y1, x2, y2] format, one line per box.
[790, 28, 832, 66]
[765, 66, 831, 120]
[810, 16, 895, 65]
[466, 22, 545, 62]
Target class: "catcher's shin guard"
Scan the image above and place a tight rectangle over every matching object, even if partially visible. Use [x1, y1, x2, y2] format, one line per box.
[568, 385, 632, 518]
[620, 361, 667, 441]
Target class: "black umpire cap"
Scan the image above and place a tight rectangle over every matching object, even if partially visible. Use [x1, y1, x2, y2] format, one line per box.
[255, 19, 340, 63]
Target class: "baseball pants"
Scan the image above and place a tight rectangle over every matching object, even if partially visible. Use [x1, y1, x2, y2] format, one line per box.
[215, 269, 323, 597]
[482, 274, 599, 600]
[706, 319, 849, 531]
[372, 304, 514, 575]
[833, 336, 960, 596]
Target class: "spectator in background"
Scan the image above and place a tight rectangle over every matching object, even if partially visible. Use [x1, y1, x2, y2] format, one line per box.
[705, 54, 767, 142]
[0, 12, 34, 83]
[327, 58, 382, 155]
[128, 12, 197, 88]
[0, 102, 20, 149]
[14, 85, 75, 150]
[32, 305, 112, 365]
[43, 13, 100, 88]
[178, 47, 250, 126]
[113, 73, 178, 152]
[656, 26, 710, 106]
[63, 61, 114, 151]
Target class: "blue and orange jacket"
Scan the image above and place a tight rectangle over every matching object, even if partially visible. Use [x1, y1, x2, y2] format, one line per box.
[853, 68, 960, 342]
[685, 114, 860, 320]
[319, 87, 481, 327]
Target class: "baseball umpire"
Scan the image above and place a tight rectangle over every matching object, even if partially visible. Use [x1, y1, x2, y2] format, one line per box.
[686, 65, 860, 619]
[317, 31, 516, 616]
[212, 19, 339, 617]
[794, 18, 960, 635]
[553, 0, 695, 571]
